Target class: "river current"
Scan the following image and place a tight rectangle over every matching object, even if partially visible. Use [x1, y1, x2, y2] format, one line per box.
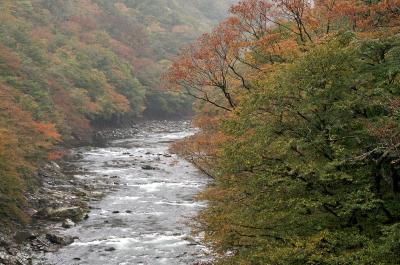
[35, 121, 209, 265]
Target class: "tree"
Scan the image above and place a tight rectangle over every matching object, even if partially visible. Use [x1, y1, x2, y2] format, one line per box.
[165, 17, 257, 112]
[168, 1, 400, 264]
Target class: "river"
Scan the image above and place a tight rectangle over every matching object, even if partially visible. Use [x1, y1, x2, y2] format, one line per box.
[34, 121, 210, 265]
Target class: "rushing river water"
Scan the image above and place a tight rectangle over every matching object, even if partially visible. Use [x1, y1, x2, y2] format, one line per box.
[35, 121, 209, 265]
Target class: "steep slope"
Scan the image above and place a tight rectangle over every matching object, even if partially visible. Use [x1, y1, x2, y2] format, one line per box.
[0, 0, 234, 225]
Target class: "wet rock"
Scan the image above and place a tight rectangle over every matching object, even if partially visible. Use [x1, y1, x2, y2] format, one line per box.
[39, 206, 87, 222]
[104, 247, 116, 252]
[46, 233, 74, 246]
[32, 235, 56, 252]
[141, 165, 156, 170]
[62, 219, 75, 228]
[14, 231, 37, 244]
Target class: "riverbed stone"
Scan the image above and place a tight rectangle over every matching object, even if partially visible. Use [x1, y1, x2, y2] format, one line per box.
[105, 247, 116, 252]
[14, 231, 37, 244]
[62, 219, 75, 228]
[40, 206, 87, 222]
[46, 233, 74, 246]
[141, 165, 156, 170]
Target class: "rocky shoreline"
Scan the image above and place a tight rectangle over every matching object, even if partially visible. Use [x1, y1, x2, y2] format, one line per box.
[0, 120, 194, 265]
[0, 151, 121, 265]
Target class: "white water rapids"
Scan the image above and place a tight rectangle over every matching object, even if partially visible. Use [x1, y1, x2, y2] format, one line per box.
[34, 121, 210, 265]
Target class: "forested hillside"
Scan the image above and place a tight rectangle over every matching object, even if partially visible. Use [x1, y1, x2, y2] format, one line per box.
[0, 0, 233, 225]
[166, 0, 400, 264]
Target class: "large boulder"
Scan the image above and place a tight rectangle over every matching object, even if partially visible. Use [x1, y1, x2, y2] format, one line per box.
[46, 233, 74, 246]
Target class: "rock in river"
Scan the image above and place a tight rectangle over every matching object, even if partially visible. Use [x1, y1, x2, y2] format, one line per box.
[105, 247, 116, 252]
[141, 165, 156, 170]
[46, 233, 74, 246]
[62, 219, 75, 229]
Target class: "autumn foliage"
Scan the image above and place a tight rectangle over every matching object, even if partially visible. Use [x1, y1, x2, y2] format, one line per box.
[166, 0, 400, 264]
[0, 0, 232, 225]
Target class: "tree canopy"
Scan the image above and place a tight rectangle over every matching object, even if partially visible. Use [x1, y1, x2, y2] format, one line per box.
[166, 1, 400, 264]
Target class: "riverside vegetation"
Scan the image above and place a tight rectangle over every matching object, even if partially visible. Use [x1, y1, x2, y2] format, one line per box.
[0, 0, 235, 227]
[165, 0, 400, 264]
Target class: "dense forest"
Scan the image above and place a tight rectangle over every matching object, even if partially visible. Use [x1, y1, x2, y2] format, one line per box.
[0, 0, 234, 226]
[165, 0, 400, 264]
[1, 0, 399, 264]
